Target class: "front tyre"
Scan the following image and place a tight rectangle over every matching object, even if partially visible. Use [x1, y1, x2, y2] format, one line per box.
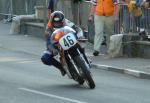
[65, 56, 84, 85]
[74, 56, 95, 89]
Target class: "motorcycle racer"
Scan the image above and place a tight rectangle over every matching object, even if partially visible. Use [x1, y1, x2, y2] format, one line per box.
[41, 11, 84, 76]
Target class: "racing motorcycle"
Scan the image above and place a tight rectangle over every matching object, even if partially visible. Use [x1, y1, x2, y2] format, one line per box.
[51, 26, 95, 89]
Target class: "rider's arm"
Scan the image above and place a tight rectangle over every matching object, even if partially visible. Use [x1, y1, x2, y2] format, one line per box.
[45, 26, 52, 40]
[71, 25, 84, 38]
[64, 19, 84, 38]
[45, 20, 54, 40]
[89, 0, 96, 16]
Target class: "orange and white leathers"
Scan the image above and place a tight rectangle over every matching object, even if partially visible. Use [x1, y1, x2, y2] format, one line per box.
[44, 19, 84, 56]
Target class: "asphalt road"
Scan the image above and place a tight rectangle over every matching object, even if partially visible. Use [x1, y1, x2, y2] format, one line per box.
[0, 22, 150, 103]
[0, 48, 150, 103]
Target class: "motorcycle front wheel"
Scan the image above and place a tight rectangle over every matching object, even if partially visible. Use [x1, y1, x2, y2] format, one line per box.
[65, 56, 84, 85]
[74, 56, 95, 89]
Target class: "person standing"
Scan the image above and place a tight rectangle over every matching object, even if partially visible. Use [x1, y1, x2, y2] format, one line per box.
[89, 0, 117, 56]
[48, 0, 54, 18]
[142, 0, 150, 8]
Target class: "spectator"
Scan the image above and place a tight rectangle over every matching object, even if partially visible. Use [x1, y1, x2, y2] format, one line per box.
[135, 0, 143, 33]
[121, 0, 130, 33]
[142, 0, 150, 8]
[139, 0, 150, 39]
[48, 0, 54, 18]
[88, 0, 117, 56]
[127, 0, 144, 33]
[127, 0, 149, 39]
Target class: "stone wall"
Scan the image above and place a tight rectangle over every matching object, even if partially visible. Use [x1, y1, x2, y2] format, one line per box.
[0, 0, 44, 15]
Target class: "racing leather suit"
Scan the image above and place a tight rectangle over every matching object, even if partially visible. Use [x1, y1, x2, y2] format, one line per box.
[41, 19, 84, 75]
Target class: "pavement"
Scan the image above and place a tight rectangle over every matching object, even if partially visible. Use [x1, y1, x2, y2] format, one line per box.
[0, 20, 150, 79]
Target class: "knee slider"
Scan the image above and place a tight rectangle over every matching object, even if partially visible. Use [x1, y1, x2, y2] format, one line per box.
[41, 53, 53, 65]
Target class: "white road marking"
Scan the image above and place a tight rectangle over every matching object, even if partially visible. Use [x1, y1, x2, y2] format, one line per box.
[0, 57, 26, 62]
[19, 88, 87, 103]
[17, 60, 39, 63]
[0, 56, 39, 63]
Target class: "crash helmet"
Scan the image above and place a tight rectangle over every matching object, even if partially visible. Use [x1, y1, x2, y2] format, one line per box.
[50, 11, 65, 28]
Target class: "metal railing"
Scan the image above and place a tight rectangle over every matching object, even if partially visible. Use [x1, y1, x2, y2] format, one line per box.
[114, 3, 150, 34]
[0, 0, 149, 35]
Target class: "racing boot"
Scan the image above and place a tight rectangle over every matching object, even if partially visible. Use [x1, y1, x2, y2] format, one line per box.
[51, 58, 66, 76]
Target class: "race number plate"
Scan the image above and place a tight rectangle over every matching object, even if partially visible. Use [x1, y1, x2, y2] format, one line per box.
[59, 33, 77, 50]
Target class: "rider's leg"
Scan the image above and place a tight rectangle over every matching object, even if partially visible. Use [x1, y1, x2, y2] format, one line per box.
[41, 51, 66, 76]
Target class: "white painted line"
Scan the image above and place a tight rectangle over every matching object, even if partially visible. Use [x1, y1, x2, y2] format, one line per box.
[19, 88, 87, 103]
[18, 60, 39, 63]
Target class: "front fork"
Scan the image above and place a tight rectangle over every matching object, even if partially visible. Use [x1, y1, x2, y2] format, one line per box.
[76, 48, 91, 71]
[67, 53, 80, 75]
[59, 49, 72, 78]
